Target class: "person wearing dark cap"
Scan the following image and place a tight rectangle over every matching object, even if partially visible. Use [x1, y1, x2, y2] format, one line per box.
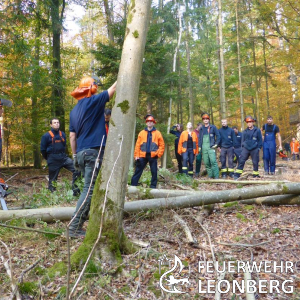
[131, 115, 165, 188]
[198, 113, 220, 179]
[170, 123, 183, 173]
[261, 116, 282, 175]
[233, 116, 263, 179]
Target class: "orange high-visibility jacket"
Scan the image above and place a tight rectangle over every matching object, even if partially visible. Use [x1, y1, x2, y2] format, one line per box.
[178, 131, 199, 155]
[290, 141, 299, 154]
[134, 129, 165, 158]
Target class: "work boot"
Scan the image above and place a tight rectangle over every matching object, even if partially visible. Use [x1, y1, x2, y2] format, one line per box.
[222, 174, 227, 179]
[68, 228, 86, 238]
[270, 172, 275, 175]
[228, 173, 234, 179]
[195, 173, 199, 178]
[73, 187, 81, 197]
[253, 174, 260, 178]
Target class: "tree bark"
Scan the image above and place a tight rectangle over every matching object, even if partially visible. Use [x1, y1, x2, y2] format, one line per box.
[32, 1, 42, 169]
[71, 0, 152, 268]
[1, 192, 300, 223]
[216, 0, 226, 119]
[125, 183, 300, 212]
[235, 0, 244, 130]
[50, 0, 65, 131]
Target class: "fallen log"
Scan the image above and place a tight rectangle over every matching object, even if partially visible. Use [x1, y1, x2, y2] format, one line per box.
[0, 207, 75, 222]
[240, 194, 300, 206]
[125, 183, 300, 212]
[1, 183, 300, 222]
[127, 186, 195, 199]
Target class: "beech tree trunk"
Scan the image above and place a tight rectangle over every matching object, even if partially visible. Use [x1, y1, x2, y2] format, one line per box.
[71, 0, 152, 268]
[50, 0, 65, 131]
[1, 188, 300, 222]
[235, 0, 244, 130]
[216, 0, 226, 119]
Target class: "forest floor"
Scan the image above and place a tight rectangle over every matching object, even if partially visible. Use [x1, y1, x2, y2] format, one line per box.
[0, 158, 300, 300]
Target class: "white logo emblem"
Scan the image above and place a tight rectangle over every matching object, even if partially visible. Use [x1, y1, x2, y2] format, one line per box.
[159, 255, 190, 294]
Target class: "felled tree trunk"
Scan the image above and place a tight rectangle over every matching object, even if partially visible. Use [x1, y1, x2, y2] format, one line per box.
[125, 183, 300, 212]
[1, 184, 300, 222]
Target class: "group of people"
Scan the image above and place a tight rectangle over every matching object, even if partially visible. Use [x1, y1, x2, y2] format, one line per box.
[170, 114, 283, 180]
[39, 75, 285, 237]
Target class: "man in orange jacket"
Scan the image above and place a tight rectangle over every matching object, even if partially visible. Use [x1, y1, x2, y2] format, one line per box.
[131, 115, 165, 188]
[178, 122, 198, 177]
[290, 137, 299, 160]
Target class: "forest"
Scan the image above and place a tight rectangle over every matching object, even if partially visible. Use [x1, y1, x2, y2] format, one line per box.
[1, 0, 300, 165]
[1, 0, 300, 299]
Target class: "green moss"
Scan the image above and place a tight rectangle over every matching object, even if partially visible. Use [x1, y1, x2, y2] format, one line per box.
[34, 266, 46, 275]
[244, 205, 254, 210]
[117, 100, 130, 114]
[282, 185, 288, 193]
[47, 262, 67, 279]
[110, 118, 115, 127]
[224, 201, 238, 208]
[70, 242, 93, 267]
[272, 228, 281, 234]
[236, 213, 248, 222]
[132, 30, 139, 38]
[86, 260, 101, 277]
[19, 282, 38, 295]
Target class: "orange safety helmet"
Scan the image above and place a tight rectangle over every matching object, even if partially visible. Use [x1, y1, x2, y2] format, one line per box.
[145, 115, 156, 124]
[202, 113, 210, 120]
[244, 115, 255, 123]
[71, 76, 98, 100]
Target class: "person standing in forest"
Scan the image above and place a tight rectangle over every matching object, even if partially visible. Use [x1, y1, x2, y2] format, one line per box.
[233, 116, 262, 179]
[193, 123, 202, 177]
[232, 126, 242, 165]
[69, 76, 117, 237]
[131, 115, 165, 188]
[198, 113, 220, 179]
[178, 122, 198, 177]
[218, 119, 235, 178]
[290, 137, 299, 160]
[261, 116, 282, 175]
[104, 108, 111, 135]
[40, 118, 80, 194]
[170, 123, 183, 173]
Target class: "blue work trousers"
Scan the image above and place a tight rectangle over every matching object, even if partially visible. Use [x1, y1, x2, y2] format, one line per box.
[182, 148, 195, 177]
[131, 154, 158, 188]
[263, 132, 276, 173]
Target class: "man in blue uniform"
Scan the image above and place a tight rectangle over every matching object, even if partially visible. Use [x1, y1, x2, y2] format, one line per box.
[170, 123, 183, 173]
[261, 116, 282, 175]
[233, 116, 263, 179]
[69, 76, 117, 237]
[40, 118, 79, 194]
[218, 119, 235, 178]
[199, 113, 220, 179]
[232, 126, 242, 164]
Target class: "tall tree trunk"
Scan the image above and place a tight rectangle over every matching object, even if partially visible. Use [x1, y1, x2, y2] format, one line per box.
[32, 2, 41, 169]
[263, 25, 270, 115]
[184, 1, 194, 125]
[249, 1, 260, 128]
[71, 0, 152, 268]
[103, 0, 114, 44]
[235, 0, 244, 130]
[216, 0, 226, 119]
[50, 0, 65, 131]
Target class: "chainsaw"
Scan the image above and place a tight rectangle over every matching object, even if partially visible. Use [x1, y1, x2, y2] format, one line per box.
[0, 178, 9, 210]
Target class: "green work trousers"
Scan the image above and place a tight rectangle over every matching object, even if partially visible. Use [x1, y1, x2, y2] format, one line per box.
[195, 152, 202, 174]
[202, 135, 219, 178]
